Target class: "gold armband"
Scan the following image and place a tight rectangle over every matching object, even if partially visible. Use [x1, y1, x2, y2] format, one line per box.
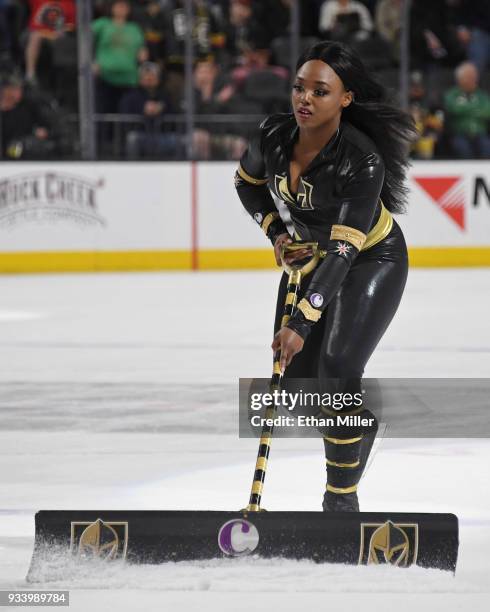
[237, 164, 269, 186]
[297, 298, 322, 322]
[261, 212, 279, 235]
[330, 225, 367, 250]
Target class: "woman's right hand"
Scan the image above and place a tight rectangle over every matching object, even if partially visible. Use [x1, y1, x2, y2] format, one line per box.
[273, 234, 313, 267]
[273, 233, 292, 266]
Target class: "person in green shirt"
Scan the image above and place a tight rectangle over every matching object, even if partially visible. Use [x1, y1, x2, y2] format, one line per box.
[444, 61, 490, 158]
[92, 0, 148, 113]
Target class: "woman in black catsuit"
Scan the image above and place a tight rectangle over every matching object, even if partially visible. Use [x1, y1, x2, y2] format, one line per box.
[235, 41, 416, 512]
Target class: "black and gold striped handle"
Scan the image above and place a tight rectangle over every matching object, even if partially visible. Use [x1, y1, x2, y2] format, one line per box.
[245, 242, 321, 513]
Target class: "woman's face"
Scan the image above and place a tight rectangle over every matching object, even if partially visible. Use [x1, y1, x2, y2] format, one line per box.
[112, 1, 130, 20]
[292, 60, 352, 129]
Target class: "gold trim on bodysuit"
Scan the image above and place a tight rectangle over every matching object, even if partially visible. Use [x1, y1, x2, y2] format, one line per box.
[326, 483, 358, 494]
[261, 212, 280, 235]
[362, 201, 393, 251]
[292, 201, 393, 253]
[330, 225, 367, 250]
[330, 202, 393, 253]
[237, 164, 269, 185]
[297, 298, 322, 322]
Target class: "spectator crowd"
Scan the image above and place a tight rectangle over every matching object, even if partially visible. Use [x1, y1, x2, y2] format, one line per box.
[0, 0, 489, 160]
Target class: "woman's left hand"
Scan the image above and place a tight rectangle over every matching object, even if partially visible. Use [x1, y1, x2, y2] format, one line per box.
[271, 327, 304, 373]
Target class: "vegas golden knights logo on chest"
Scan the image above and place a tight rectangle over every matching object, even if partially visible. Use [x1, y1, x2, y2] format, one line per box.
[274, 174, 314, 210]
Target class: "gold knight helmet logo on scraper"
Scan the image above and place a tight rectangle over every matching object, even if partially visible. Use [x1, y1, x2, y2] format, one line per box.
[368, 520, 411, 566]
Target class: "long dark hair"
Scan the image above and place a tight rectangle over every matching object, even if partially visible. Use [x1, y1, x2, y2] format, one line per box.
[296, 41, 417, 214]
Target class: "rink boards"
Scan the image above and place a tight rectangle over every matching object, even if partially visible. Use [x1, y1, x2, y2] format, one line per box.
[0, 161, 489, 272]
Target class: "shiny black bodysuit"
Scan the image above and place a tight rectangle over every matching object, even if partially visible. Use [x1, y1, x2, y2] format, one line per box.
[235, 113, 409, 511]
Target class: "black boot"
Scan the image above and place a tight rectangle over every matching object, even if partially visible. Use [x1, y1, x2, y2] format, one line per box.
[322, 490, 359, 512]
[322, 411, 378, 512]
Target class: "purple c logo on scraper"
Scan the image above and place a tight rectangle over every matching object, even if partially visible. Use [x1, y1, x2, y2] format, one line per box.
[218, 519, 259, 557]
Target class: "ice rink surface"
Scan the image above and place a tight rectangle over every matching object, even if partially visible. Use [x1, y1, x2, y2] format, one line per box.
[1, 268, 489, 611]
